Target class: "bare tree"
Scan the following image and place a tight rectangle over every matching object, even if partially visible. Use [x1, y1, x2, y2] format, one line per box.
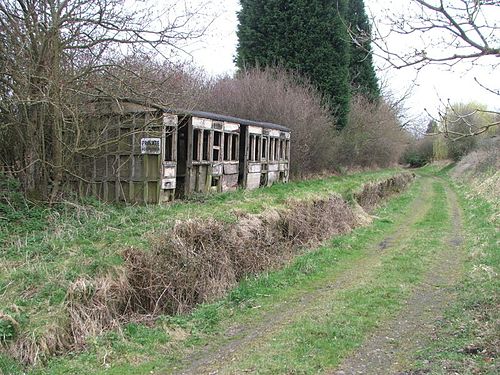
[334, 94, 411, 169]
[0, 0, 211, 200]
[372, 0, 499, 68]
[367, 0, 499, 139]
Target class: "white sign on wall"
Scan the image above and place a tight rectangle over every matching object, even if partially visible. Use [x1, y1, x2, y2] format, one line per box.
[141, 138, 161, 154]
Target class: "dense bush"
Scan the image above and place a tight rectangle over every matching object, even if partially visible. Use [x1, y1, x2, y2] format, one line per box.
[333, 94, 410, 169]
[401, 137, 434, 168]
[199, 67, 337, 177]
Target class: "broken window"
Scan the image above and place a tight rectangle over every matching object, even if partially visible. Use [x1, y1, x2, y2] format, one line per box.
[192, 129, 201, 161]
[273, 138, 280, 160]
[254, 135, 261, 162]
[262, 137, 268, 160]
[248, 134, 255, 161]
[269, 138, 274, 161]
[213, 130, 221, 161]
[223, 133, 230, 161]
[231, 134, 239, 161]
[202, 130, 210, 161]
[165, 127, 175, 161]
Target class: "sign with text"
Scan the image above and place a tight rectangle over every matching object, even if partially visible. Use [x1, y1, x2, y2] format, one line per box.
[141, 138, 161, 155]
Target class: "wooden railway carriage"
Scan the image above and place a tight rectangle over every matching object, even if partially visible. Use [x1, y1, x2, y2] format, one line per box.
[241, 122, 291, 189]
[81, 100, 291, 204]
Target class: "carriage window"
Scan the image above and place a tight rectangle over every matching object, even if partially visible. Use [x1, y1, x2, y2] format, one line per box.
[280, 139, 285, 160]
[202, 130, 210, 161]
[262, 137, 268, 160]
[165, 127, 175, 161]
[213, 131, 221, 161]
[231, 134, 239, 161]
[193, 129, 201, 161]
[223, 133, 230, 161]
[248, 134, 255, 161]
[274, 138, 280, 161]
[254, 135, 261, 162]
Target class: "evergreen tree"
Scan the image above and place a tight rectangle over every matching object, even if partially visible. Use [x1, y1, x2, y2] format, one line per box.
[346, 0, 380, 100]
[236, 0, 351, 130]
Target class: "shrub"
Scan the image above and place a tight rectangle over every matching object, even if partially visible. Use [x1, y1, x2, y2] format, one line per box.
[199, 67, 337, 177]
[334, 95, 410, 169]
[402, 137, 434, 168]
[442, 103, 493, 161]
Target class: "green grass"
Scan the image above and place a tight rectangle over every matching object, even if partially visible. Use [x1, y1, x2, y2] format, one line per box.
[221, 180, 450, 373]
[0, 168, 401, 373]
[22, 173, 422, 374]
[408, 175, 499, 374]
[17, 165, 496, 375]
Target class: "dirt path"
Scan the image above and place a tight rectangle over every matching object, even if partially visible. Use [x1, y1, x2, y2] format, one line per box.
[331, 184, 466, 375]
[174, 178, 436, 375]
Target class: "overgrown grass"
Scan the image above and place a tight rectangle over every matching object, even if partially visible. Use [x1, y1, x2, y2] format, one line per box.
[221, 181, 450, 373]
[0, 169, 400, 372]
[408, 172, 499, 374]
[21, 173, 423, 374]
[15, 165, 496, 375]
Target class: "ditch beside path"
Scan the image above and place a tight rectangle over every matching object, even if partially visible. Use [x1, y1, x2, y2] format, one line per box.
[172, 177, 466, 374]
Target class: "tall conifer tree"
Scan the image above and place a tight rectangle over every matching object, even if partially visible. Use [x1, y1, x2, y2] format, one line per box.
[236, 0, 351, 130]
[346, 0, 380, 100]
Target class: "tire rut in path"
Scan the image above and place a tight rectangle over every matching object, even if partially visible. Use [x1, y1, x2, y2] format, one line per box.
[331, 183, 466, 375]
[173, 178, 434, 375]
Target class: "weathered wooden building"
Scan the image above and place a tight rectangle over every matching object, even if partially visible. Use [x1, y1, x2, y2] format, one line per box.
[77, 100, 291, 204]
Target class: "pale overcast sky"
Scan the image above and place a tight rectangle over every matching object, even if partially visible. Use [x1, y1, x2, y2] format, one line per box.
[179, 0, 499, 121]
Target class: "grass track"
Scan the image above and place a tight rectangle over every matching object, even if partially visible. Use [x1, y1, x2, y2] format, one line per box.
[16, 173, 424, 374]
[2, 166, 496, 374]
[212, 179, 451, 374]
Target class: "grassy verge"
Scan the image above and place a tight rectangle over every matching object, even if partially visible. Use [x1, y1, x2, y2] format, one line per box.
[15, 174, 424, 374]
[0, 169, 401, 372]
[408, 174, 499, 374]
[221, 180, 450, 373]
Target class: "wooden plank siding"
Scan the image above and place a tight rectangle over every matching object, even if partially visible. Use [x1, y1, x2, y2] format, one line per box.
[77, 100, 291, 204]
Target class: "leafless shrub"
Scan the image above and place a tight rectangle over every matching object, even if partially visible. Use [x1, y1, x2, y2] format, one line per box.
[7, 174, 414, 365]
[199, 67, 337, 177]
[94, 56, 209, 109]
[334, 94, 411, 168]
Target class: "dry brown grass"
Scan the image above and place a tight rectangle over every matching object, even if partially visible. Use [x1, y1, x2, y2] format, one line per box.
[6, 173, 414, 366]
[120, 195, 358, 315]
[354, 173, 415, 210]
